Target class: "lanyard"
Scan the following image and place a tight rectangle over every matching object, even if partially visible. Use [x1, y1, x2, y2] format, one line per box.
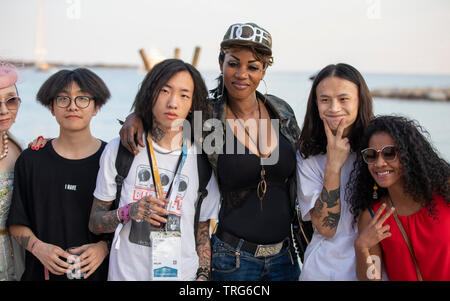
[145, 131, 188, 200]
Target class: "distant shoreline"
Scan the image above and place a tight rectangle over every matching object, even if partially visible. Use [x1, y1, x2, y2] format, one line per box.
[9, 60, 140, 69]
[371, 87, 450, 102]
[10, 61, 450, 102]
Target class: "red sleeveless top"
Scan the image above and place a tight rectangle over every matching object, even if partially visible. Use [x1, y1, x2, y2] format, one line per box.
[373, 195, 450, 281]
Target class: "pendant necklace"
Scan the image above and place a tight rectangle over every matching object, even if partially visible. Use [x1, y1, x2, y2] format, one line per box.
[229, 99, 267, 211]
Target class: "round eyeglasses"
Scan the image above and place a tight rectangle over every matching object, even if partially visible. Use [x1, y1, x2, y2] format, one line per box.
[55, 96, 94, 109]
[361, 145, 398, 165]
[0, 96, 21, 111]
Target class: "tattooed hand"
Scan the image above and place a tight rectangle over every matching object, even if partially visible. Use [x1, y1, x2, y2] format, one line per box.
[129, 196, 169, 226]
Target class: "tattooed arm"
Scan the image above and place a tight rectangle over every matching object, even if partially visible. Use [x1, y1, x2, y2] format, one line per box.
[195, 220, 212, 281]
[89, 196, 169, 235]
[9, 225, 71, 275]
[309, 167, 342, 238]
[9, 225, 36, 252]
[89, 197, 120, 235]
[309, 119, 350, 238]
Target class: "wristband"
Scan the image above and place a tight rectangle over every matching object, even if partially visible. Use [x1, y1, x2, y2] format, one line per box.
[196, 266, 211, 281]
[116, 208, 122, 223]
[119, 203, 132, 223]
[30, 239, 40, 253]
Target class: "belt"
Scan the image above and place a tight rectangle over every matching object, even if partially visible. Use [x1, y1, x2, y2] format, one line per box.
[216, 227, 289, 257]
[0, 228, 8, 235]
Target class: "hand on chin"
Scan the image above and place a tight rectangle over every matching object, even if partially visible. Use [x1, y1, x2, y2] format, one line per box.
[324, 117, 345, 133]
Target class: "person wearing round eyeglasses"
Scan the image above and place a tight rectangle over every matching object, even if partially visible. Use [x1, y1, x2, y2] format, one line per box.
[349, 115, 450, 281]
[7, 68, 112, 280]
[0, 62, 25, 281]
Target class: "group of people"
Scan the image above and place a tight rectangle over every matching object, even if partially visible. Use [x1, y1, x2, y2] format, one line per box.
[0, 22, 448, 281]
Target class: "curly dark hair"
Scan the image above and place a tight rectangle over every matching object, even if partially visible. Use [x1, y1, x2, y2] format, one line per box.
[298, 63, 374, 158]
[348, 115, 450, 223]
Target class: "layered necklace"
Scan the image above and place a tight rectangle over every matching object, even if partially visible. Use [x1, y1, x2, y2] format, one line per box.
[229, 99, 267, 211]
[0, 132, 8, 160]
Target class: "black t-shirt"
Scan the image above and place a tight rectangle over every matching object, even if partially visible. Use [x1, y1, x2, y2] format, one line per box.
[7, 140, 109, 281]
[217, 122, 296, 245]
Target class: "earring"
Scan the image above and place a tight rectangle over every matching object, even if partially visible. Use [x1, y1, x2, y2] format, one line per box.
[261, 79, 268, 103]
[372, 183, 378, 200]
[220, 73, 225, 101]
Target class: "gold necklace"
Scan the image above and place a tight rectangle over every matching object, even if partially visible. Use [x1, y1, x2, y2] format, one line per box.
[229, 99, 267, 211]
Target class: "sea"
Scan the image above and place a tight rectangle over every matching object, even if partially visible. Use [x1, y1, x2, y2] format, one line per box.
[12, 67, 450, 161]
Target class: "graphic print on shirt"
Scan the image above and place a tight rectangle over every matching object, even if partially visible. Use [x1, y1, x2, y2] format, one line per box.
[129, 164, 189, 247]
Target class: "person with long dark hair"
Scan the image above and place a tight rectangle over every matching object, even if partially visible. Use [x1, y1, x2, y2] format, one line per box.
[350, 115, 450, 281]
[297, 63, 374, 280]
[119, 23, 302, 281]
[89, 59, 220, 280]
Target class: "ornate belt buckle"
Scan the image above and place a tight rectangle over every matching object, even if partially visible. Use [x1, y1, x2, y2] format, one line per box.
[254, 242, 283, 257]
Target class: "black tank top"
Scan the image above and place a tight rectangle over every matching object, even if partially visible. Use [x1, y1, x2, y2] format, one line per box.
[217, 119, 296, 244]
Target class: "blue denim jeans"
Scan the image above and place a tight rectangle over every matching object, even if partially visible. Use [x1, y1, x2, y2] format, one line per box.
[211, 234, 301, 281]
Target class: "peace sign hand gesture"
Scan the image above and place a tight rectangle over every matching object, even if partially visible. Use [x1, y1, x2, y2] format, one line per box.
[356, 203, 395, 250]
[324, 118, 351, 173]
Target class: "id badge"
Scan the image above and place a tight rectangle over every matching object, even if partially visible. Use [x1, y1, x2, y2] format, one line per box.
[150, 231, 182, 280]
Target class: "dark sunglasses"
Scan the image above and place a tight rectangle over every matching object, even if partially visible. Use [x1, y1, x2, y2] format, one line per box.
[361, 145, 398, 165]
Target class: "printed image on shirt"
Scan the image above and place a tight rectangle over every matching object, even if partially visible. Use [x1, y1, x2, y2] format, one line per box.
[129, 165, 189, 247]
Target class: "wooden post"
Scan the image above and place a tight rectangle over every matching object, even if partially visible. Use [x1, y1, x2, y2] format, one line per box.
[139, 48, 151, 72]
[174, 47, 180, 59]
[192, 46, 201, 67]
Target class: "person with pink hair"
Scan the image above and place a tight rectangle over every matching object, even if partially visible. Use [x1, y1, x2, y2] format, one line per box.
[0, 62, 24, 280]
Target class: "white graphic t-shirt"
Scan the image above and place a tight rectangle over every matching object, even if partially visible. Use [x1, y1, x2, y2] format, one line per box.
[94, 136, 220, 281]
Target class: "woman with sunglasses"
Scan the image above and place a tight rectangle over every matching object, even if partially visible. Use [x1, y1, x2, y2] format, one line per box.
[0, 62, 24, 280]
[296, 63, 374, 280]
[350, 115, 450, 281]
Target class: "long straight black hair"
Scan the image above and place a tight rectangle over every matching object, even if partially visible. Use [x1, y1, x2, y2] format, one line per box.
[133, 59, 210, 133]
[298, 63, 374, 158]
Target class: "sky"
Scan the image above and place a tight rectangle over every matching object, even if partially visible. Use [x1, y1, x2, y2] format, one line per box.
[1, 0, 450, 74]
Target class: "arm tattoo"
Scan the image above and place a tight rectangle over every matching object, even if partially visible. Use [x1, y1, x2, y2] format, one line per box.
[320, 187, 340, 208]
[14, 235, 30, 249]
[313, 187, 340, 215]
[196, 221, 211, 270]
[89, 198, 120, 234]
[151, 119, 166, 143]
[312, 187, 341, 230]
[129, 202, 139, 219]
[322, 212, 340, 229]
[313, 198, 324, 216]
